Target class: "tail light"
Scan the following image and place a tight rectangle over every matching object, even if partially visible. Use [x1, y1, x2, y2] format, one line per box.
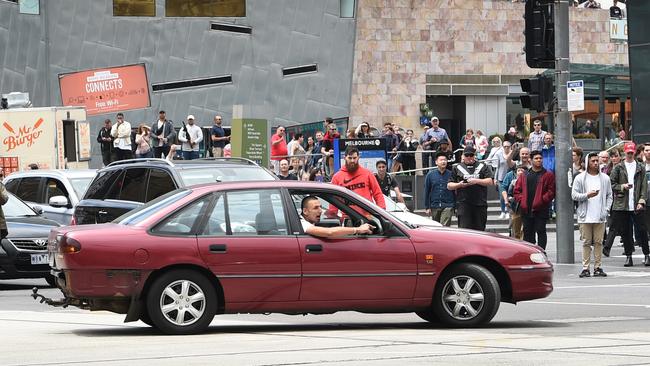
[60, 235, 81, 254]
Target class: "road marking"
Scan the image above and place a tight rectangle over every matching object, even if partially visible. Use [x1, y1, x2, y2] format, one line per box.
[605, 271, 650, 278]
[538, 316, 645, 323]
[530, 300, 650, 308]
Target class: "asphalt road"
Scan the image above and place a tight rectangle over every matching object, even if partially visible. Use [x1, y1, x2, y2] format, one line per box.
[1, 233, 650, 366]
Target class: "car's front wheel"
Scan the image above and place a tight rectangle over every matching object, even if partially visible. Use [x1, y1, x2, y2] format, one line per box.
[146, 270, 217, 334]
[432, 263, 500, 327]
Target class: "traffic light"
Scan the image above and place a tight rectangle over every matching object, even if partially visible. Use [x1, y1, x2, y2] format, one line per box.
[524, 0, 555, 69]
[520, 75, 553, 113]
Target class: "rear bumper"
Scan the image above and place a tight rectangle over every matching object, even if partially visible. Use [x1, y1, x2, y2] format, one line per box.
[508, 265, 554, 302]
[54, 268, 150, 298]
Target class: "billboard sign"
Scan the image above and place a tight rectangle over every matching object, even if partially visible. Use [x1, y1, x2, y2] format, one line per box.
[333, 138, 388, 173]
[231, 118, 269, 168]
[59, 64, 150, 116]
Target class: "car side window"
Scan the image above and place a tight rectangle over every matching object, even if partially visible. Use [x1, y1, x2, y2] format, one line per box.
[201, 194, 226, 236]
[15, 177, 42, 203]
[119, 168, 147, 202]
[226, 189, 287, 236]
[45, 178, 69, 201]
[84, 170, 124, 199]
[146, 169, 176, 202]
[152, 196, 210, 235]
[4, 178, 20, 194]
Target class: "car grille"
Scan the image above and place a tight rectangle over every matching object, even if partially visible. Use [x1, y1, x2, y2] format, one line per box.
[11, 239, 49, 251]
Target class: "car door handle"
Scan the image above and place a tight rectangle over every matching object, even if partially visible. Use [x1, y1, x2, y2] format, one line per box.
[209, 244, 227, 253]
[305, 244, 322, 253]
[98, 210, 108, 215]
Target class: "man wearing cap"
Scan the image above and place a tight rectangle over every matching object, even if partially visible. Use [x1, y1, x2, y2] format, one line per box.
[151, 110, 176, 159]
[421, 117, 451, 169]
[609, 142, 649, 266]
[178, 115, 203, 160]
[504, 127, 522, 146]
[448, 146, 494, 231]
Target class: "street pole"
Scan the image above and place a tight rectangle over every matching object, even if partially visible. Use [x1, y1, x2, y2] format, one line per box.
[554, 0, 573, 263]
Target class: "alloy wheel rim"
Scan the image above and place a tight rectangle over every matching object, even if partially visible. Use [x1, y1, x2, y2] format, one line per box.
[441, 275, 485, 321]
[159, 279, 206, 326]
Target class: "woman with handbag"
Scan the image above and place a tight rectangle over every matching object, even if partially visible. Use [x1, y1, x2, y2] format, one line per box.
[135, 124, 154, 159]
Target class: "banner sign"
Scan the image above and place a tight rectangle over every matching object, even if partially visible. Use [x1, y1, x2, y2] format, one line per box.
[334, 138, 388, 173]
[610, 19, 628, 42]
[59, 64, 151, 116]
[231, 118, 269, 168]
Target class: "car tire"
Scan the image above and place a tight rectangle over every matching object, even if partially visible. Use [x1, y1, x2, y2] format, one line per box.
[44, 275, 56, 288]
[146, 270, 217, 335]
[432, 263, 500, 327]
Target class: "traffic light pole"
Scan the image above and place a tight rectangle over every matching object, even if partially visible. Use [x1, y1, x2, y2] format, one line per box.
[554, 0, 574, 264]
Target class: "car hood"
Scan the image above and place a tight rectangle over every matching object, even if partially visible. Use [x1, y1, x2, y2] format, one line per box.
[390, 211, 442, 227]
[5, 216, 60, 238]
[411, 225, 540, 252]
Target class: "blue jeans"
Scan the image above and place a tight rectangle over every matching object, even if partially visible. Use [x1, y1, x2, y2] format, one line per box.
[497, 181, 506, 213]
[182, 150, 199, 160]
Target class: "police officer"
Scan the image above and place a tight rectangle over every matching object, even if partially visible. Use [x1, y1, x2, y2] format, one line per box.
[448, 146, 494, 231]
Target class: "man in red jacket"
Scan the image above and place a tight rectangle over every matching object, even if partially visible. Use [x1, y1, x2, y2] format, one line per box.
[514, 150, 556, 249]
[331, 145, 386, 209]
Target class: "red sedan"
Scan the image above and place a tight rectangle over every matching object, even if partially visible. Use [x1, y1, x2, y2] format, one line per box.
[42, 181, 553, 334]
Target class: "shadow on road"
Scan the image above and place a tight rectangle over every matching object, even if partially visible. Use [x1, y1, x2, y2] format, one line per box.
[71, 319, 566, 337]
[0, 283, 50, 291]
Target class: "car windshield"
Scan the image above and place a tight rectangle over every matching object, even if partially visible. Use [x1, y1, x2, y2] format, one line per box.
[383, 195, 402, 212]
[70, 178, 93, 198]
[4, 193, 38, 217]
[178, 167, 276, 186]
[114, 189, 192, 226]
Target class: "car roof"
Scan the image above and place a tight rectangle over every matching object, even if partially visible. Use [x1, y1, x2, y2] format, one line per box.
[189, 180, 350, 194]
[100, 157, 263, 171]
[5, 169, 97, 180]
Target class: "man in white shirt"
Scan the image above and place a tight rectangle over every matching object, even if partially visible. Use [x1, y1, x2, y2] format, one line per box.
[110, 112, 133, 161]
[178, 115, 203, 160]
[572, 152, 613, 278]
[300, 196, 373, 238]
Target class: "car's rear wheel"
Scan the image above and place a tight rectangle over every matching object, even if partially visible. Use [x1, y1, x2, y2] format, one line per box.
[432, 263, 500, 327]
[146, 270, 217, 335]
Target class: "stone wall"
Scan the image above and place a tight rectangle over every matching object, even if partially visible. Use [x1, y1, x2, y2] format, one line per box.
[350, 0, 629, 130]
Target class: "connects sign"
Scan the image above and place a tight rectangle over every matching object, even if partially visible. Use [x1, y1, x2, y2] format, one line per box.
[2, 118, 44, 152]
[85, 71, 124, 93]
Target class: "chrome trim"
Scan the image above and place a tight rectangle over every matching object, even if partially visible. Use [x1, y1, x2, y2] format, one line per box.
[417, 272, 436, 276]
[218, 274, 301, 279]
[303, 272, 417, 278]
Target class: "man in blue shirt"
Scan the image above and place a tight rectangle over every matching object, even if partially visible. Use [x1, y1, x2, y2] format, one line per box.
[424, 151, 455, 226]
[210, 115, 229, 157]
[421, 117, 451, 169]
[542, 133, 555, 172]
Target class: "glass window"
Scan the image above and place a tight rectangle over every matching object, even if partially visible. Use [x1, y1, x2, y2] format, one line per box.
[226, 189, 287, 236]
[114, 189, 191, 226]
[152, 196, 210, 235]
[166, 0, 246, 17]
[113, 0, 155, 17]
[340, 0, 355, 18]
[69, 178, 92, 199]
[201, 194, 226, 236]
[84, 170, 124, 199]
[15, 177, 41, 203]
[119, 168, 147, 202]
[4, 178, 20, 194]
[178, 166, 275, 186]
[3, 193, 38, 217]
[146, 169, 176, 202]
[45, 178, 68, 201]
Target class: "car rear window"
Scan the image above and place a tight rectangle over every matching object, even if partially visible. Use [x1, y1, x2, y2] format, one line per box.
[178, 167, 275, 186]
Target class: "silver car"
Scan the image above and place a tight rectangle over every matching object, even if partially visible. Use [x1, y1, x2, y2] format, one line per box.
[3, 169, 96, 225]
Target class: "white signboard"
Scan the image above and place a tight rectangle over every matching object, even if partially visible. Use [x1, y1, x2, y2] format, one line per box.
[610, 19, 627, 41]
[567, 80, 584, 112]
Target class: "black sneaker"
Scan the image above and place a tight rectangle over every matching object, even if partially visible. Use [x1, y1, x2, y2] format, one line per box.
[579, 269, 591, 278]
[593, 268, 607, 277]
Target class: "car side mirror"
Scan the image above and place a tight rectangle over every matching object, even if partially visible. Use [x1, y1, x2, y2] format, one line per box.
[49, 195, 70, 208]
[31, 205, 44, 215]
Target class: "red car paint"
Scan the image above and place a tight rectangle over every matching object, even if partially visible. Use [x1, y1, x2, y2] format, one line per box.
[47, 181, 552, 323]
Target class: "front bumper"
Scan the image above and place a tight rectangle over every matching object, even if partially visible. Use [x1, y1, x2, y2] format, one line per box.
[507, 264, 554, 302]
[0, 239, 50, 279]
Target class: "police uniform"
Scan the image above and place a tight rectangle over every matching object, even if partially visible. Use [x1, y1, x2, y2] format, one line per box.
[451, 147, 493, 231]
